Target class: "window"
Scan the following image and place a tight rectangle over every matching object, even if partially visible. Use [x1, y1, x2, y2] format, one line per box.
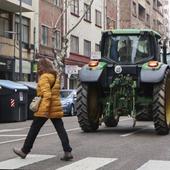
[0, 11, 10, 38]
[132, 1, 137, 16]
[71, 0, 79, 16]
[95, 10, 102, 27]
[138, 4, 145, 21]
[95, 44, 100, 52]
[53, 30, 61, 49]
[84, 3, 91, 22]
[84, 40, 91, 57]
[146, 14, 150, 26]
[70, 35, 79, 53]
[53, 0, 60, 7]
[153, 19, 157, 28]
[15, 15, 30, 44]
[153, 0, 157, 9]
[41, 25, 48, 46]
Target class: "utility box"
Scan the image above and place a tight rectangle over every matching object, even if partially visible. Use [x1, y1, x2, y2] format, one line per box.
[0, 80, 28, 122]
[18, 81, 37, 120]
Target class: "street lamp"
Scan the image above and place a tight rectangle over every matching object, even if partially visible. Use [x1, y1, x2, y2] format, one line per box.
[19, 0, 22, 81]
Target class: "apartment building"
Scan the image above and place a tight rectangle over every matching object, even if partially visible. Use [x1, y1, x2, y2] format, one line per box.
[163, 0, 170, 51]
[38, 0, 63, 59]
[119, 0, 165, 35]
[0, 0, 38, 81]
[64, 0, 106, 88]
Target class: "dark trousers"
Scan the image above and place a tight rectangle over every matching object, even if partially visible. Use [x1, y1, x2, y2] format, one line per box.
[22, 117, 72, 154]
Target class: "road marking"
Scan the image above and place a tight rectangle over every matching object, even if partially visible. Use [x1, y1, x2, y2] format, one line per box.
[56, 157, 117, 170]
[120, 125, 153, 137]
[0, 134, 27, 137]
[0, 127, 80, 145]
[0, 123, 53, 133]
[136, 160, 170, 170]
[0, 128, 27, 133]
[0, 154, 55, 169]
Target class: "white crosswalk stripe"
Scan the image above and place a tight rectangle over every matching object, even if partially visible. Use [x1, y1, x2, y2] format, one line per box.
[0, 154, 170, 170]
[56, 157, 117, 170]
[136, 160, 170, 170]
[0, 154, 56, 169]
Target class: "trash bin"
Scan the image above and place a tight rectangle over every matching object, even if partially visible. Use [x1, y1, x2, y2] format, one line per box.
[0, 80, 28, 122]
[18, 81, 37, 120]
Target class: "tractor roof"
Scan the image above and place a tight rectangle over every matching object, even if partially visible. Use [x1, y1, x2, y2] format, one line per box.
[103, 29, 161, 39]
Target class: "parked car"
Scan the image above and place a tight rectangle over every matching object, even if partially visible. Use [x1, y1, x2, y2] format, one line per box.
[60, 89, 77, 116]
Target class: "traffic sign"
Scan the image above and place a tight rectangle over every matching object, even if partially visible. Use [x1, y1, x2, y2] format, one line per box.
[65, 65, 79, 74]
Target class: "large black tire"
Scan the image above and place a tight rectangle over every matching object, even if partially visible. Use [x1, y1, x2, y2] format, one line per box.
[76, 82, 102, 132]
[153, 69, 170, 135]
[104, 116, 119, 127]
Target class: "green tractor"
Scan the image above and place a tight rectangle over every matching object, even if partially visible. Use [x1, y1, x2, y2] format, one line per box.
[76, 29, 170, 135]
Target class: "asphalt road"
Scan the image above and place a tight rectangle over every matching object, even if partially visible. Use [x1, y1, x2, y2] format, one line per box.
[0, 116, 170, 170]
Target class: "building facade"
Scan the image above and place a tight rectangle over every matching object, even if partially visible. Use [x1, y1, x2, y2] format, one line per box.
[38, 0, 63, 59]
[119, 0, 165, 35]
[0, 0, 38, 81]
[64, 0, 106, 88]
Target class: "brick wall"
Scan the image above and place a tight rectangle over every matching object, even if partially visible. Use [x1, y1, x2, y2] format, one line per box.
[39, 0, 63, 58]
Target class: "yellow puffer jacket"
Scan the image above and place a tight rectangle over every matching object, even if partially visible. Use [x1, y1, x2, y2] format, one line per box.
[34, 73, 64, 118]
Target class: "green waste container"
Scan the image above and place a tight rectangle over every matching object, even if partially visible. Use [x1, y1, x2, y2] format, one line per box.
[0, 80, 28, 122]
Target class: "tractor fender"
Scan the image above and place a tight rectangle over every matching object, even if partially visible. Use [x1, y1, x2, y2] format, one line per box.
[140, 64, 169, 83]
[79, 66, 104, 82]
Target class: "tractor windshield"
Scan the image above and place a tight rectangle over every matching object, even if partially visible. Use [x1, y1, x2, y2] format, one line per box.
[103, 35, 152, 64]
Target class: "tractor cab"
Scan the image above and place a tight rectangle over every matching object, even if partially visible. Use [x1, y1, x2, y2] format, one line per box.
[100, 29, 161, 65]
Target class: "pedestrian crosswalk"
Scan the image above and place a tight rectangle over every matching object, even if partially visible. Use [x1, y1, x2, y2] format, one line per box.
[56, 157, 117, 170]
[136, 160, 170, 170]
[0, 154, 56, 169]
[0, 154, 170, 170]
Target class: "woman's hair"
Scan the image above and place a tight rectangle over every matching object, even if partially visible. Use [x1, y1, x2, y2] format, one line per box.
[37, 58, 57, 76]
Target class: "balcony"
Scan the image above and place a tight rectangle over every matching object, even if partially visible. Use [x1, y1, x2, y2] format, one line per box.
[0, 0, 33, 12]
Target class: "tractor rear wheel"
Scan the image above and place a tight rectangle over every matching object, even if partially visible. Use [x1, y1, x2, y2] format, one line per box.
[153, 69, 170, 135]
[76, 82, 102, 132]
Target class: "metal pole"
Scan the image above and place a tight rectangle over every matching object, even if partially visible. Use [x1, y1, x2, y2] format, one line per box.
[19, 0, 22, 80]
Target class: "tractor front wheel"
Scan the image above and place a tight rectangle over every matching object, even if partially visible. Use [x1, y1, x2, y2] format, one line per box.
[76, 82, 102, 132]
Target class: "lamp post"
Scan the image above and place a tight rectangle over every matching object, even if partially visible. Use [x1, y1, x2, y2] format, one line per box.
[19, 0, 22, 81]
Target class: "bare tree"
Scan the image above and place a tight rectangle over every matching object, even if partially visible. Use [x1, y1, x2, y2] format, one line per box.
[53, 0, 95, 75]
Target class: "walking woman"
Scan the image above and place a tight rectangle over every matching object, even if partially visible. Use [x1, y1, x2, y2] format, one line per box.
[13, 58, 73, 161]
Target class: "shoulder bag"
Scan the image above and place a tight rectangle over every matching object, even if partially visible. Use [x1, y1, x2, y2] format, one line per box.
[29, 96, 42, 112]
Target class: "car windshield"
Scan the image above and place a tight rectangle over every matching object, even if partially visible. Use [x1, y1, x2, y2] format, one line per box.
[60, 90, 73, 98]
[103, 35, 152, 64]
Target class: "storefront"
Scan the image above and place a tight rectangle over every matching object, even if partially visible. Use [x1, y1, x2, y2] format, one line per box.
[0, 57, 14, 80]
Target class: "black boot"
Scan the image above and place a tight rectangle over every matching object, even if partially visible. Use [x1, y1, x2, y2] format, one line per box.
[13, 148, 27, 159]
[60, 152, 73, 161]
